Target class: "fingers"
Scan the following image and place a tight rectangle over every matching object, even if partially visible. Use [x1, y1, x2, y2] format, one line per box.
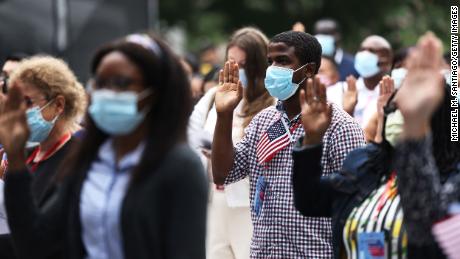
[409, 32, 444, 72]
[380, 76, 387, 96]
[228, 61, 234, 83]
[224, 62, 229, 83]
[346, 75, 357, 92]
[315, 75, 327, 103]
[292, 22, 305, 32]
[237, 80, 244, 99]
[233, 62, 239, 84]
[299, 89, 307, 106]
[305, 78, 314, 104]
[4, 82, 24, 113]
[379, 75, 395, 96]
[222, 61, 240, 84]
[418, 32, 443, 69]
[388, 77, 395, 93]
[219, 69, 224, 85]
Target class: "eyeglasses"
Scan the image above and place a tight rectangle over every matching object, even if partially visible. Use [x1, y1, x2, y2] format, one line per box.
[92, 76, 141, 90]
[23, 96, 49, 108]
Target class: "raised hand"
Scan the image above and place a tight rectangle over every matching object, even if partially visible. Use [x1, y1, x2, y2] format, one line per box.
[343, 75, 358, 115]
[0, 82, 29, 169]
[373, 75, 395, 143]
[396, 32, 444, 139]
[214, 61, 243, 116]
[292, 22, 306, 32]
[377, 75, 395, 116]
[300, 75, 332, 146]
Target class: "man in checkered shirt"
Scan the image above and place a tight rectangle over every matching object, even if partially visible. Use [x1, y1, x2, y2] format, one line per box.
[212, 31, 365, 258]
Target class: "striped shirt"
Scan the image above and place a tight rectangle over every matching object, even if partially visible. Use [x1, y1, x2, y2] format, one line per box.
[343, 173, 407, 259]
[225, 102, 365, 258]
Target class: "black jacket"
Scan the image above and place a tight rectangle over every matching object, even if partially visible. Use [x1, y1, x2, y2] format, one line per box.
[293, 141, 394, 259]
[3, 143, 208, 259]
[292, 140, 446, 259]
[0, 137, 76, 259]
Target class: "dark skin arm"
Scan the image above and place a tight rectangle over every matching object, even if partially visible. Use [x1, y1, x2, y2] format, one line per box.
[211, 61, 243, 185]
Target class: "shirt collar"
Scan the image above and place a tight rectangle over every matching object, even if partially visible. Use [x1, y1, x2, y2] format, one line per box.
[276, 101, 301, 126]
[98, 139, 146, 172]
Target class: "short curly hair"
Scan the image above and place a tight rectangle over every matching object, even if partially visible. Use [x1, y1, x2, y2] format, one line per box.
[9, 56, 87, 124]
[271, 31, 322, 74]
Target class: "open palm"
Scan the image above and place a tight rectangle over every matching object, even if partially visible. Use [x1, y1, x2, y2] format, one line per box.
[300, 75, 332, 145]
[397, 32, 444, 123]
[0, 82, 29, 156]
[214, 61, 243, 115]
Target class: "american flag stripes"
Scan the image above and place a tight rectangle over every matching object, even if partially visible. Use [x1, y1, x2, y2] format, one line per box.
[432, 213, 460, 259]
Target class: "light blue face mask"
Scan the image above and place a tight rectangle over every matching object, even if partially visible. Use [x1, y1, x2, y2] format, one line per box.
[391, 68, 407, 89]
[315, 34, 335, 57]
[239, 68, 248, 88]
[354, 51, 380, 78]
[88, 89, 152, 136]
[26, 100, 59, 143]
[264, 64, 307, 101]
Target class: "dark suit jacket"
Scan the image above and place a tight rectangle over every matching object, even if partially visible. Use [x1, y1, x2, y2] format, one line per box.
[338, 51, 360, 81]
[3, 143, 207, 259]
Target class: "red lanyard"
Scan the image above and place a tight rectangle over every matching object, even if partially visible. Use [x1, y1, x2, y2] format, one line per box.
[26, 133, 71, 172]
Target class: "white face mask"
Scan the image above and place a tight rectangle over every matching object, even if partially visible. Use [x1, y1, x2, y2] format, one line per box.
[391, 68, 407, 89]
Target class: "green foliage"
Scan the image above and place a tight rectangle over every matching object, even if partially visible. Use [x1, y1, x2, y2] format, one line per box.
[160, 0, 452, 54]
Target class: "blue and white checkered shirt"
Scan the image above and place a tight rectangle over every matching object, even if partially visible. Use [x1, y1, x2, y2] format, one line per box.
[225, 102, 365, 258]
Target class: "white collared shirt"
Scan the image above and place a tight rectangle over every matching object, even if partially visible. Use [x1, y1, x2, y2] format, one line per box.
[80, 139, 145, 259]
[327, 77, 379, 128]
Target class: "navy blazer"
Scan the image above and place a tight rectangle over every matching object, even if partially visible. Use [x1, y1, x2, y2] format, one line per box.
[338, 52, 359, 81]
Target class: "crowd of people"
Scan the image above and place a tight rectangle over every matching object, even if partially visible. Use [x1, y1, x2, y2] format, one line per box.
[0, 17, 457, 259]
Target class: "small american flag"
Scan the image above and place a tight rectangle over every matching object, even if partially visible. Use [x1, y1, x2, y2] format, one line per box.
[256, 117, 300, 164]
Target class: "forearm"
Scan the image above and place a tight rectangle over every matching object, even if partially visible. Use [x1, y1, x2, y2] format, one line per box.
[343, 104, 356, 116]
[373, 114, 384, 143]
[211, 113, 235, 185]
[395, 135, 444, 245]
[293, 141, 334, 217]
[4, 168, 64, 258]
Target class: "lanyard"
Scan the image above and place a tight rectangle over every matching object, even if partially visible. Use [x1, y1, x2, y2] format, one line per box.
[374, 171, 398, 219]
[26, 133, 71, 172]
[280, 111, 302, 141]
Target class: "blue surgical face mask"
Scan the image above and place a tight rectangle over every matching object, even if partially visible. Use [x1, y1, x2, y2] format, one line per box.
[316, 34, 335, 57]
[264, 64, 307, 101]
[391, 68, 407, 89]
[354, 51, 380, 78]
[88, 88, 151, 136]
[26, 100, 59, 143]
[239, 68, 248, 88]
